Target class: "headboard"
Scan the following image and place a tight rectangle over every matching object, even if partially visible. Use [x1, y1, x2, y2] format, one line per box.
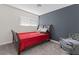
[37, 24, 54, 39]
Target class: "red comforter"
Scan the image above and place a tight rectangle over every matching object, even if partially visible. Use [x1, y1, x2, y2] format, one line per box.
[18, 32, 50, 52]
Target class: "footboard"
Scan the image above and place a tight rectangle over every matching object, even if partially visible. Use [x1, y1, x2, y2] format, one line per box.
[11, 30, 20, 55]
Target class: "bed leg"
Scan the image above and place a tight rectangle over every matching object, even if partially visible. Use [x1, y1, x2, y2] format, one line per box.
[18, 46, 20, 55]
[18, 51, 20, 55]
[48, 39, 51, 41]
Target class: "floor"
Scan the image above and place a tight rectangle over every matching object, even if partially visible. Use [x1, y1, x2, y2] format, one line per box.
[0, 41, 68, 55]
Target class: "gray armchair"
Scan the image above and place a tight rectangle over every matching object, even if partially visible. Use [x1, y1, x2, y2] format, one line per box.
[60, 33, 79, 55]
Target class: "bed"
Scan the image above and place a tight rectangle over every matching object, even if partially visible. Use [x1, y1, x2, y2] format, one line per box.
[11, 24, 53, 54]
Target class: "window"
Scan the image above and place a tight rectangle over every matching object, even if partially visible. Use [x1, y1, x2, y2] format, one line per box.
[20, 16, 38, 26]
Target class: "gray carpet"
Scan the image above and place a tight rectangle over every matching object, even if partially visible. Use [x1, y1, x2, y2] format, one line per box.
[0, 41, 68, 55]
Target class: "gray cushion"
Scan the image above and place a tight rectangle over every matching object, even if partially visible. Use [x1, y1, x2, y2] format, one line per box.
[69, 33, 79, 41]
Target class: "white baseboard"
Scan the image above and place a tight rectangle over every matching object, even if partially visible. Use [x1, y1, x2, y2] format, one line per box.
[0, 41, 12, 46]
[50, 40, 60, 45]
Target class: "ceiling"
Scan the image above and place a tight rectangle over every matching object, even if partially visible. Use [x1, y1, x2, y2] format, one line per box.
[9, 4, 72, 15]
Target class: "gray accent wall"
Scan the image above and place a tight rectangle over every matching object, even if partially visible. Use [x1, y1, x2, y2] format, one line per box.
[40, 5, 79, 40]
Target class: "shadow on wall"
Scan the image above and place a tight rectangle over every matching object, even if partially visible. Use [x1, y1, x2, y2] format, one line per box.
[49, 24, 60, 41]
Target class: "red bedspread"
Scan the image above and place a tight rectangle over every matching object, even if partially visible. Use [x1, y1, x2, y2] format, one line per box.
[18, 32, 50, 52]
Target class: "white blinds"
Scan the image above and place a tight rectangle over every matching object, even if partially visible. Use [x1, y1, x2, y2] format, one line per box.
[20, 16, 38, 26]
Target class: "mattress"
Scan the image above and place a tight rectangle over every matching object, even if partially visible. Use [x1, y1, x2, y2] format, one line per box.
[18, 32, 50, 52]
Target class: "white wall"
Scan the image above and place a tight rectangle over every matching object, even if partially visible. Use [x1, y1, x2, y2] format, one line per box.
[0, 5, 38, 45]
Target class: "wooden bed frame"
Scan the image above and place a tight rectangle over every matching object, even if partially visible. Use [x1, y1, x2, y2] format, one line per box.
[11, 24, 53, 55]
[11, 30, 20, 54]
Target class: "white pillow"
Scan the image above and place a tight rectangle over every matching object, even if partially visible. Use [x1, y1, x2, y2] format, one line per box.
[38, 27, 48, 32]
